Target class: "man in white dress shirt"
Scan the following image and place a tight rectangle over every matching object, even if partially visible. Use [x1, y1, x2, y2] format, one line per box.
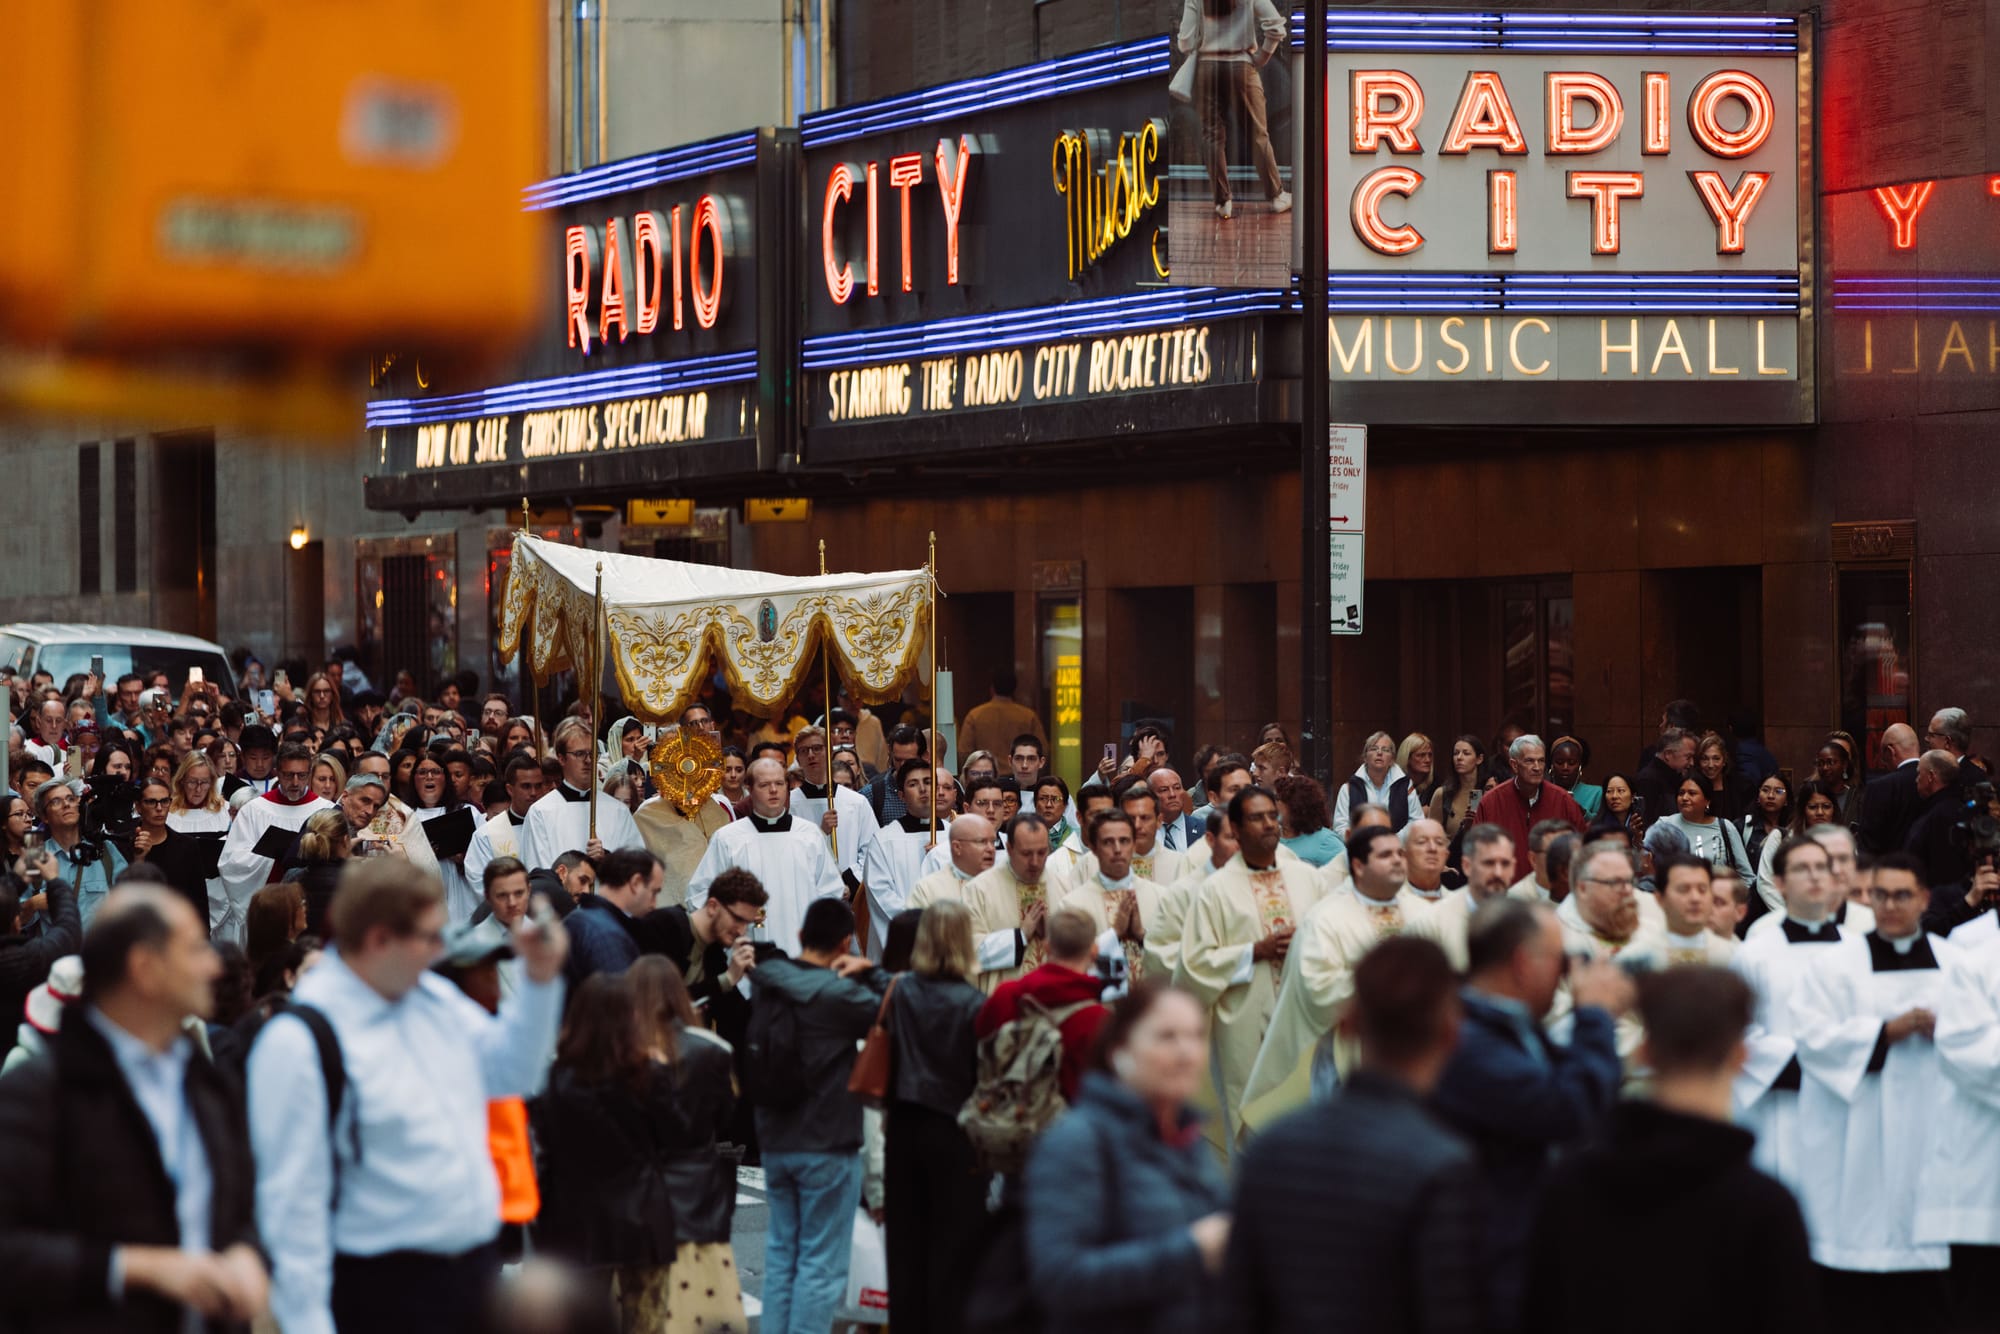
[248, 858, 567, 1334]
[517, 718, 644, 872]
[688, 757, 846, 957]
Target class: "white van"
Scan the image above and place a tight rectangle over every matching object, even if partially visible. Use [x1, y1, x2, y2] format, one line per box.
[0, 623, 238, 700]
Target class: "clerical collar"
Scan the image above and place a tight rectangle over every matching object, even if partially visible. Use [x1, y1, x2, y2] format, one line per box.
[1243, 857, 1279, 873]
[751, 811, 793, 833]
[1867, 930, 1938, 972]
[950, 863, 976, 881]
[502, 809, 526, 826]
[558, 782, 590, 803]
[1348, 883, 1400, 906]
[798, 780, 830, 799]
[1782, 917, 1840, 944]
[262, 788, 318, 808]
[1097, 869, 1135, 891]
[896, 813, 931, 834]
[1408, 883, 1444, 901]
[1667, 931, 1710, 950]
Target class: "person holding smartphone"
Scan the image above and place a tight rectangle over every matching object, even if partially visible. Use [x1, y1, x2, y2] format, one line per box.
[0, 846, 80, 1061]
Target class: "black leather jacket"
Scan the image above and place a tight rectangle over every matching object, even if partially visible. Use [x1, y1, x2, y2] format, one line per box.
[887, 971, 986, 1117]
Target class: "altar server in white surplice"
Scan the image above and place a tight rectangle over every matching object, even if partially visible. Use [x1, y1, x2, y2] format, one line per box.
[1732, 834, 1870, 1189]
[688, 756, 845, 958]
[1792, 853, 1960, 1322]
[216, 743, 331, 944]
[518, 718, 645, 872]
[789, 725, 880, 904]
[855, 758, 940, 960]
[1916, 925, 2000, 1321]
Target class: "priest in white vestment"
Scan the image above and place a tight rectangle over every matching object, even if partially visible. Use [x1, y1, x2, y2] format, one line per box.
[1179, 789, 1326, 1153]
[1550, 841, 1667, 1065]
[908, 814, 1053, 993]
[1054, 807, 1163, 984]
[216, 745, 331, 944]
[518, 718, 645, 872]
[1240, 825, 1445, 1134]
[688, 756, 845, 958]
[1658, 856, 1739, 965]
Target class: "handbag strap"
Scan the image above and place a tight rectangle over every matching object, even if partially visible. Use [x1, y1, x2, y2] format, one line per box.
[872, 974, 898, 1029]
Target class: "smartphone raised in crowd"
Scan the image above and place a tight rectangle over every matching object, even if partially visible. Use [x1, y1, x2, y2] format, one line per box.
[188, 666, 204, 686]
[89, 655, 104, 680]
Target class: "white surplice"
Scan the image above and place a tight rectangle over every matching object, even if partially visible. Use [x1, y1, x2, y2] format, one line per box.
[1747, 898, 1877, 942]
[168, 806, 233, 935]
[216, 793, 332, 945]
[517, 783, 645, 872]
[1731, 917, 1862, 1186]
[1918, 931, 2000, 1246]
[463, 808, 525, 893]
[413, 804, 488, 926]
[1794, 931, 1961, 1272]
[856, 815, 936, 960]
[687, 811, 845, 957]
[790, 781, 880, 891]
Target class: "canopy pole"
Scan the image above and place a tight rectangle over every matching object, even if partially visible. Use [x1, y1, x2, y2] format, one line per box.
[819, 538, 837, 865]
[590, 558, 604, 848]
[520, 500, 541, 757]
[928, 529, 938, 848]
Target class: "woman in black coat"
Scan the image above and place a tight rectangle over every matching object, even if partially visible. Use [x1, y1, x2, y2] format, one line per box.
[884, 901, 989, 1334]
[534, 965, 745, 1333]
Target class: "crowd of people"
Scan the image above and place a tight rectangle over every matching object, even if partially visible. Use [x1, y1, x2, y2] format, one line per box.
[3, 652, 2000, 1334]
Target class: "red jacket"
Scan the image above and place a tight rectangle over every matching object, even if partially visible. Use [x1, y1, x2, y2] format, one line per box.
[1474, 779, 1587, 868]
[976, 964, 1108, 1102]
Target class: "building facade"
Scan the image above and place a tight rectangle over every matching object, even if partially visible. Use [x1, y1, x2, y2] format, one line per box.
[363, 1, 2000, 786]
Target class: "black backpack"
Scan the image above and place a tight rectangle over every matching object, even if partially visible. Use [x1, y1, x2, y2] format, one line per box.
[741, 990, 811, 1108]
[243, 1000, 360, 1200]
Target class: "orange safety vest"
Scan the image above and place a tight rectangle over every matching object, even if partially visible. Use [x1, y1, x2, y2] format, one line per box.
[488, 1097, 539, 1224]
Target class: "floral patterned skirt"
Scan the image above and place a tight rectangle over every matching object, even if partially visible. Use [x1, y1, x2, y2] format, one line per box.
[611, 1243, 747, 1334]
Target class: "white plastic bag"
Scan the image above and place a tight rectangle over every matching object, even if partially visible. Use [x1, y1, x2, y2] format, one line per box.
[1169, 55, 1197, 104]
[838, 1207, 890, 1325]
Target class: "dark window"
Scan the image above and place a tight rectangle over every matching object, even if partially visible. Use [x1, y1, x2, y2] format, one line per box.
[77, 443, 100, 595]
[113, 438, 137, 592]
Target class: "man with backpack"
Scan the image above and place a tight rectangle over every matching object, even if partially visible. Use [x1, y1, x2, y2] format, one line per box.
[744, 896, 887, 1334]
[248, 858, 569, 1334]
[975, 907, 1110, 1105]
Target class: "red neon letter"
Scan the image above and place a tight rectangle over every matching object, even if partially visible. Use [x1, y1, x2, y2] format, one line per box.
[633, 211, 664, 335]
[564, 224, 595, 353]
[1642, 72, 1671, 154]
[1352, 70, 1425, 153]
[889, 152, 923, 293]
[822, 163, 855, 304]
[1567, 171, 1645, 254]
[690, 195, 726, 329]
[1689, 170, 1770, 253]
[865, 161, 881, 297]
[1489, 170, 1518, 254]
[669, 203, 685, 330]
[1351, 167, 1425, 256]
[1547, 73, 1625, 154]
[1688, 71, 1775, 159]
[1440, 71, 1527, 154]
[598, 216, 630, 345]
[935, 136, 976, 286]
[1873, 181, 1935, 250]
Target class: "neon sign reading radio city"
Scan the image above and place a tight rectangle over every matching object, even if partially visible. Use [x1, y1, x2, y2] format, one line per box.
[1348, 67, 1778, 256]
[564, 195, 731, 355]
[822, 136, 977, 303]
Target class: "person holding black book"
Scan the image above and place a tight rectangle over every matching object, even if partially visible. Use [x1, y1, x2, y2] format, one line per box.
[410, 751, 486, 926]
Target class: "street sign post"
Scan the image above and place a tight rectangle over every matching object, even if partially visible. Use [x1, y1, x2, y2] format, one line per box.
[1329, 424, 1366, 636]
